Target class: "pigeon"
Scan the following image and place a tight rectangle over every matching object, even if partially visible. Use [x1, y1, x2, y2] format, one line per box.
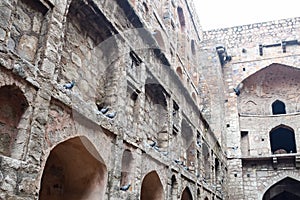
[233, 83, 243, 96]
[100, 107, 109, 114]
[172, 110, 177, 116]
[153, 146, 160, 151]
[149, 141, 157, 147]
[183, 166, 189, 171]
[63, 80, 75, 90]
[196, 141, 202, 147]
[120, 183, 131, 191]
[233, 87, 240, 96]
[106, 111, 117, 119]
[174, 159, 183, 165]
[232, 146, 238, 150]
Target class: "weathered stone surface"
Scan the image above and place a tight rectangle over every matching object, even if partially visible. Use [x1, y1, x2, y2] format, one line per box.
[17, 35, 38, 61]
[0, 0, 299, 200]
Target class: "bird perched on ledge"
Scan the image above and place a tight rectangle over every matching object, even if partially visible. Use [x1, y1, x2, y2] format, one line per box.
[120, 183, 131, 191]
[233, 87, 240, 96]
[63, 80, 75, 90]
[105, 111, 117, 119]
[100, 107, 109, 114]
[233, 82, 243, 96]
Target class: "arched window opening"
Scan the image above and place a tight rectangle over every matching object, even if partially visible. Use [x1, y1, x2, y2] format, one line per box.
[39, 137, 107, 200]
[202, 143, 210, 181]
[187, 143, 196, 171]
[272, 100, 286, 115]
[270, 126, 296, 154]
[120, 150, 134, 188]
[181, 118, 194, 166]
[171, 175, 178, 198]
[141, 171, 164, 200]
[0, 85, 28, 157]
[177, 7, 186, 31]
[197, 188, 200, 198]
[181, 119, 193, 149]
[263, 177, 300, 200]
[171, 175, 177, 188]
[192, 92, 197, 101]
[191, 40, 196, 55]
[214, 159, 220, 185]
[181, 187, 193, 200]
[142, 2, 149, 13]
[176, 67, 183, 79]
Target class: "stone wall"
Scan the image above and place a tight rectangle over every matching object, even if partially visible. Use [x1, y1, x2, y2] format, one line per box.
[201, 16, 300, 200]
[0, 0, 226, 199]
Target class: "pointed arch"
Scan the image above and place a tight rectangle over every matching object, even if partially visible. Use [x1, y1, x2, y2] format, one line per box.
[269, 125, 296, 154]
[181, 187, 193, 200]
[176, 67, 183, 80]
[39, 136, 107, 200]
[262, 177, 300, 200]
[272, 100, 286, 114]
[237, 63, 300, 114]
[140, 171, 164, 200]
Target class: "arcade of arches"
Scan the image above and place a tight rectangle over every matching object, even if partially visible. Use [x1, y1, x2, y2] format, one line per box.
[1, 0, 300, 199]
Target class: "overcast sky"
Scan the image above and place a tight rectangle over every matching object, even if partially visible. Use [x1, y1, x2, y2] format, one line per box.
[193, 0, 300, 30]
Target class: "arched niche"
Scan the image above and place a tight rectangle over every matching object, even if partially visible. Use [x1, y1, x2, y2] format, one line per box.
[192, 92, 196, 101]
[202, 143, 210, 180]
[181, 187, 193, 200]
[237, 63, 300, 115]
[39, 136, 107, 200]
[191, 40, 196, 55]
[177, 7, 186, 31]
[0, 85, 29, 157]
[269, 125, 296, 154]
[120, 149, 134, 187]
[176, 67, 183, 80]
[272, 100, 286, 115]
[181, 118, 193, 149]
[262, 177, 300, 200]
[140, 171, 164, 200]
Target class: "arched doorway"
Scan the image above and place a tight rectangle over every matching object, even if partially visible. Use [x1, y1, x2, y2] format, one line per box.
[269, 125, 296, 154]
[140, 171, 164, 200]
[181, 187, 193, 200]
[39, 137, 107, 200]
[272, 100, 286, 115]
[0, 85, 28, 157]
[263, 177, 300, 199]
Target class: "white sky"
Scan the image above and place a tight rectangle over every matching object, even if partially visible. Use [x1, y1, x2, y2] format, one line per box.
[193, 0, 300, 30]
